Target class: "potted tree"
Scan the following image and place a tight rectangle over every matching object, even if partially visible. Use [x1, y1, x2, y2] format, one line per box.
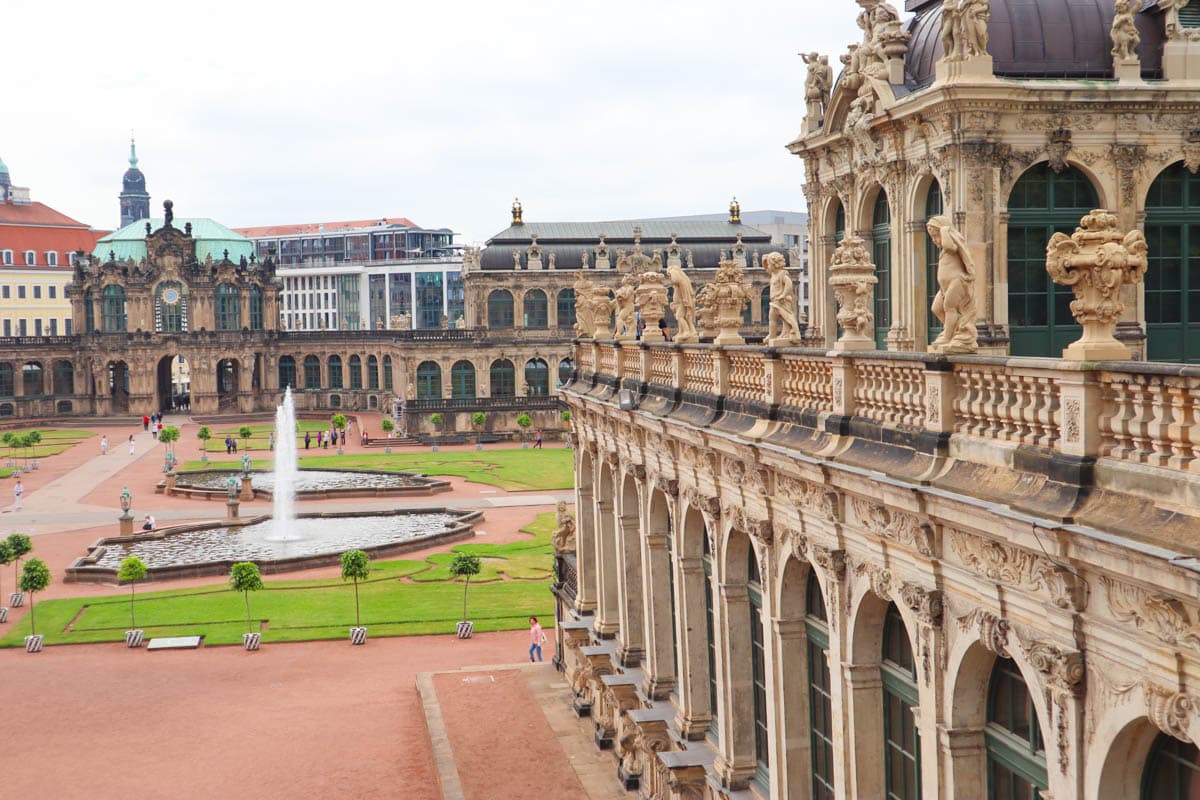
[118, 555, 148, 647]
[229, 561, 265, 650]
[0, 539, 11, 623]
[449, 553, 482, 639]
[516, 413, 533, 448]
[429, 413, 443, 452]
[331, 414, 347, 455]
[159, 425, 180, 476]
[238, 425, 253, 455]
[472, 411, 487, 450]
[380, 417, 395, 454]
[18, 557, 51, 653]
[196, 425, 211, 462]
[6, 533, 32, 607]
[24, 430, 41, 470]
[341, 549, 370, 645]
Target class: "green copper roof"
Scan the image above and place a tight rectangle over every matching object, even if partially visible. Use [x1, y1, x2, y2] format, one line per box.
[0, 157, 8, 174]
[93, 218, 255, 264]
[129, 139, 138, 168]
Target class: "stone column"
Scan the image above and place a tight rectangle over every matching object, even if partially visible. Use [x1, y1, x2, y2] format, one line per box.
[574, 470, 598, 614]
[769, 617, 811, 799]
[844, 662, 885, 799]
[639, 527, 674, 698]
[615, 502, 645, 667]
[713, 581, 757, 790]
[673, 554, 713, 739]
[939, 725, 986, 800]
[593, 497, 620, 638]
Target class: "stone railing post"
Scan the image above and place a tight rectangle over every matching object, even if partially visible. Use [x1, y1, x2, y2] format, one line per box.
[1055, 367, 1103, 459]
[714, 348, 729, 398]
[924, 361, 957, 434]
[765, 350, 782, 408]
[830, 355, 858, 418]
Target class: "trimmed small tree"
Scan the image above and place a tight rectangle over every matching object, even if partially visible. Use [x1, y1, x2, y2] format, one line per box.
[18, 558, 51, 636]
[449, 553, 482, 624]
[118, 556, 148, 630]
[229, 561, 264, 634]
[7, 533, 32, 592]
[516, 413, 533, 443]
[472, 412, 487, 446]
[561, 409, 571, 424]
[158, 425, 180, 456]
[429, 412, 443, 431]
[381, 418, 395, 439]
[0, 539, 11, 602]
[332, 414, 347, 433]
[196, 425, 211, 461]
[340, 549, 370, 629]
[238, 426, 253, 450]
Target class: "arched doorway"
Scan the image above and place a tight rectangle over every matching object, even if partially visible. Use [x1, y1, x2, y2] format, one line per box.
[216, 358, 240, 412]
[109, 360, 130, 413]
[1007, 164, 1097, 356]
[1145, 162, 1200, 362]
[155, 355, 189, 411]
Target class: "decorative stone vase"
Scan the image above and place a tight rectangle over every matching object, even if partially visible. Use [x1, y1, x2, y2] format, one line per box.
[456, 621, 474, 639]
[634, 271, 668, 343]
[25, 634, 43, 653]
[0, 607, 8, 623]
[10, 591, 24, 608]
[350, 626, 367, 646]
[1045, 209, 1148, 360]
[705, 260, 755, 346]
[243, 632, 261, 651]
[125, 629, 145, 648]
[829, 235, 879, 351]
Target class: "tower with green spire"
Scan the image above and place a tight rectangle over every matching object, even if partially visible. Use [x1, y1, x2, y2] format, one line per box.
[119, 138, 150, 228]
[0, 156, 11, 202]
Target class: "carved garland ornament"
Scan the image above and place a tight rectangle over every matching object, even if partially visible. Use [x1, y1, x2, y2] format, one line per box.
[852, 497, 937, 557]
[948, 530, 1089, 610]
[779, 475, 840, 521]
[1100, 576, 1200, 651]
[957, 608, 1010, 657]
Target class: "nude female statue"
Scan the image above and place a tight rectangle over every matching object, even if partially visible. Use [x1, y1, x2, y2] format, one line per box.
[926, 215, 978, 353]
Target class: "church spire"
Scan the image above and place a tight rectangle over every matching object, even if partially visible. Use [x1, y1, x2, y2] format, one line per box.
[119, 136, 150, 228]
[129, 135, 139, 169]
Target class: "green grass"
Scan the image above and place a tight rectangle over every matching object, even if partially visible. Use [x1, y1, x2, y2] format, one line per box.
[0, 428, 94, 460]
[202, 422, 331, 452]
[180, 449, 574, 491]
[0, 513, 558, 647]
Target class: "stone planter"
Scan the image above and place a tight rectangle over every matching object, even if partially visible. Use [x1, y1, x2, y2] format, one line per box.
[9, 591, 24, 608]
[0, 607, 7, 623]
[25, 634, 43, 653]
[243, 632, 261, 651]
[350, 626, 367, 645]
[456, 621, 474, 639]
[125, 629, 145, 648]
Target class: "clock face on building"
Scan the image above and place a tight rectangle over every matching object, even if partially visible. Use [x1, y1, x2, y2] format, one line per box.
[162, 287, 181, 305]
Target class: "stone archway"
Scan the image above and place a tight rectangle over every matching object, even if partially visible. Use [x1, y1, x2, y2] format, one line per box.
[155, 354, 189, 412]
[216, 358, 240, 413]
[109, 360, 130, 414]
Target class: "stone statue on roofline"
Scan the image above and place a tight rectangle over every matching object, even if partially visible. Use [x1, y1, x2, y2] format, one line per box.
[801, 52, 834, 128]
[703, 259, 754, 346]
[764, 252, 802, 346]
[926, 216, 979, 354]
[1111, 0, 1141, 64]
[940, 0, 990, 62]
[667, 263, 698, 343]
[613, 274, 637, 341]
[553, 500, 577, 553]
[573, 273, 597, 338]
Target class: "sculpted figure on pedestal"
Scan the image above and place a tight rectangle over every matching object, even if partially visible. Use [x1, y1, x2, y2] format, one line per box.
[613, 275, 637, 341]
[553, 500, 577, 553]
[801, 52, 834, 124]
[940, 0, 990, 61]
[1045, 209, 1148, 360]
[573, 273, 597, 338]
[667, 263, 698, 343]
[1111, 0, 1141, 62]
[926, 216, 979, 354]
[764, 252, 802, 346]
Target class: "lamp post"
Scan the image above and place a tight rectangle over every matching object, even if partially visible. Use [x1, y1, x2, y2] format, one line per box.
[226, 473, 240, 520]
[119, 486, 134, 536]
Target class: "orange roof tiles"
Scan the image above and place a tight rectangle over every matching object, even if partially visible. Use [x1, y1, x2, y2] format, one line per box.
[0, 202, 103, 268]
[0, 201, 89, 228]
[233, 217, 418, 238]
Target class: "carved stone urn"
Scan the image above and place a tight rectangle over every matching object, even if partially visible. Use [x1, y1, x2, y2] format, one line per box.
[1045, 209, 1148, 361]
[635, 271, 668, 343]
[589, 286, 614, 340]
[828, 235, 878, 351]
[704, 259, 754, 346]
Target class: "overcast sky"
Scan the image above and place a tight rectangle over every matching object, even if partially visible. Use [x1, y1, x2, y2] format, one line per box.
[7, 0, 861, 243]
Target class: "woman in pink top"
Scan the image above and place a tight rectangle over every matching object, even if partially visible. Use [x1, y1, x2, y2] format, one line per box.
[528, 616, 544, 662]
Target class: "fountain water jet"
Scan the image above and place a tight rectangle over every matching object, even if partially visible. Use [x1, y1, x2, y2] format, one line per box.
[267, 386, 300, 541]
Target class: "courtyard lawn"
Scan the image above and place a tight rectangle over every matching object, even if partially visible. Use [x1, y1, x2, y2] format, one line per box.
[0, 513, 557, 647]
[203, 421, 331, 452]
[0, 428, 94, 460]
[180, 448, 574, 491]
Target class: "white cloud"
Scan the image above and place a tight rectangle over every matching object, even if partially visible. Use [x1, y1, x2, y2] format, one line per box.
[6, 0, 862, 241]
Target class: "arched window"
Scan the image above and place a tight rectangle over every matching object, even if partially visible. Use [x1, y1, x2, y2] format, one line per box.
[416, 360, 441, 399]
[328, 355, 343, 389]
[84, 289, 95, 333]
[248, 284, 264, 331]
[349, 355, 363, 390]
[0, 363, 14, 396]
[986, 657, 1047, 797]
[557, 358, 574, 386]
[834, 202, 846, 243]
[1008, 164, 1097, 356]
[760, 286, 771, 325]
[748, 547, 769, 785]
[872, 191, 892, 348]
[101, 285, 126, 332]
[742, 293, 754, 326]
[883, 604, 920, 800]
[278, 356, 297, 389]
[1142, 733, 1200, 798]
[303, 355, 321, 390]
[702, 524, 719, 737]
[1145, 163, 1200, 362]
[22, 361, 44, 396]
[382, 355, 393, 390]
[923, 181, 944, 345]
[451, 360, 476, 399]
[155, 281, 187, 333]
[367, 355, 379, 390]
[525, 358, 549, 396]
[52, 360, 74, 395]
[807, 574, 834, 800]
[490, 359, 515, 397]
[215, 283, 241, 331]
[523, 289, 548, 328]
[557, 288, 576, 328]
[488, 289, 514, 328]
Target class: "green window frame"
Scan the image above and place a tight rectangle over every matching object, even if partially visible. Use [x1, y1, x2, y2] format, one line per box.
[451, 360, 476, 399]
[557, 288, 577, 328]
[490, 359, 515, 398]
[52, 360, 74, 395]
[249, 285, 263, 331]
[84, 290, 95, 332]
[1142, 733, 1200, 798]
[101, 285, 126, 332]
[215, 283, 241, 331]
[327, 355, 343, 389]
[0, 363, 14, 397]
[525, 358, 549, 396]
[807, 575, 835, 800]
[488, 290, 514, 328]
[882, 604, 921, 800]
[924, 183, 944, 344]
[1145, 164, 1200, 362]
[748, 549, 769, 788]
[872, 191, 892, 348]
[368, 355, 379, 390]
[524, 289, 548, 328]
[349, 355, 363, 390]
[278, 356, 297, 390]
[986, 657, 1047, 799]
[382, 356, 393, 390]
[416, 361, 441, 399]
[303, 356, 320, 390]
[156, 282, 186, 333]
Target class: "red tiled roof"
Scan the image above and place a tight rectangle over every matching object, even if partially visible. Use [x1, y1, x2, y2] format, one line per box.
[233, 217, 418, 238]
[0, 226, 104, 268]
[0, 201, 90, 228]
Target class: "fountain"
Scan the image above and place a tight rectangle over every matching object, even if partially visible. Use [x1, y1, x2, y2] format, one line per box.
[268, 387, 300, 541]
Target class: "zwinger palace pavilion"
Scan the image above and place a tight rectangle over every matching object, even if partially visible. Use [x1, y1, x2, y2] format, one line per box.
[555, 1, 1200, 800]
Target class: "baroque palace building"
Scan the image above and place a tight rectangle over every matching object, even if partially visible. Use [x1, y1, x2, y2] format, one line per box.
[555, 1, 1200, 800]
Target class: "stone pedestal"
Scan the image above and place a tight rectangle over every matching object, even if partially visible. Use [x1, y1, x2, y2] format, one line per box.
[1164, 40, 1200, 81]
[934, 54, 994, 83]
[227, 499, 240, 520]
[119, 513, 134, 537]
[241, 475, 254, 501]
[1114, 58, 1142, 83]
[164, 472, 177, 492]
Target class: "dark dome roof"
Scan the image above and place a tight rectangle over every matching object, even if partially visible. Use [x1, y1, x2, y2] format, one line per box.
[904, 0, 1164, 87]
[122, 167, 145, 192]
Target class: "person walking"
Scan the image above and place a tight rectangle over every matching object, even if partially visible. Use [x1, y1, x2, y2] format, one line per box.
[304, 431, 311, 450]
[269, 432, 275, 451]
[142, 415, 150, 431]
[533, 430, 543, 449]
[101, 435, 109, 455]
[528, 616, 545, 662]
[128, 435, 136, 455]
[157, 421, 163, 439]
[12, 478, 24, 511]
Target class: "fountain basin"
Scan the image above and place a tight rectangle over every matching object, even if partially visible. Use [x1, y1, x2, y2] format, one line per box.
[158, 468, 451, 500]
[65, 508, 479, 583]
